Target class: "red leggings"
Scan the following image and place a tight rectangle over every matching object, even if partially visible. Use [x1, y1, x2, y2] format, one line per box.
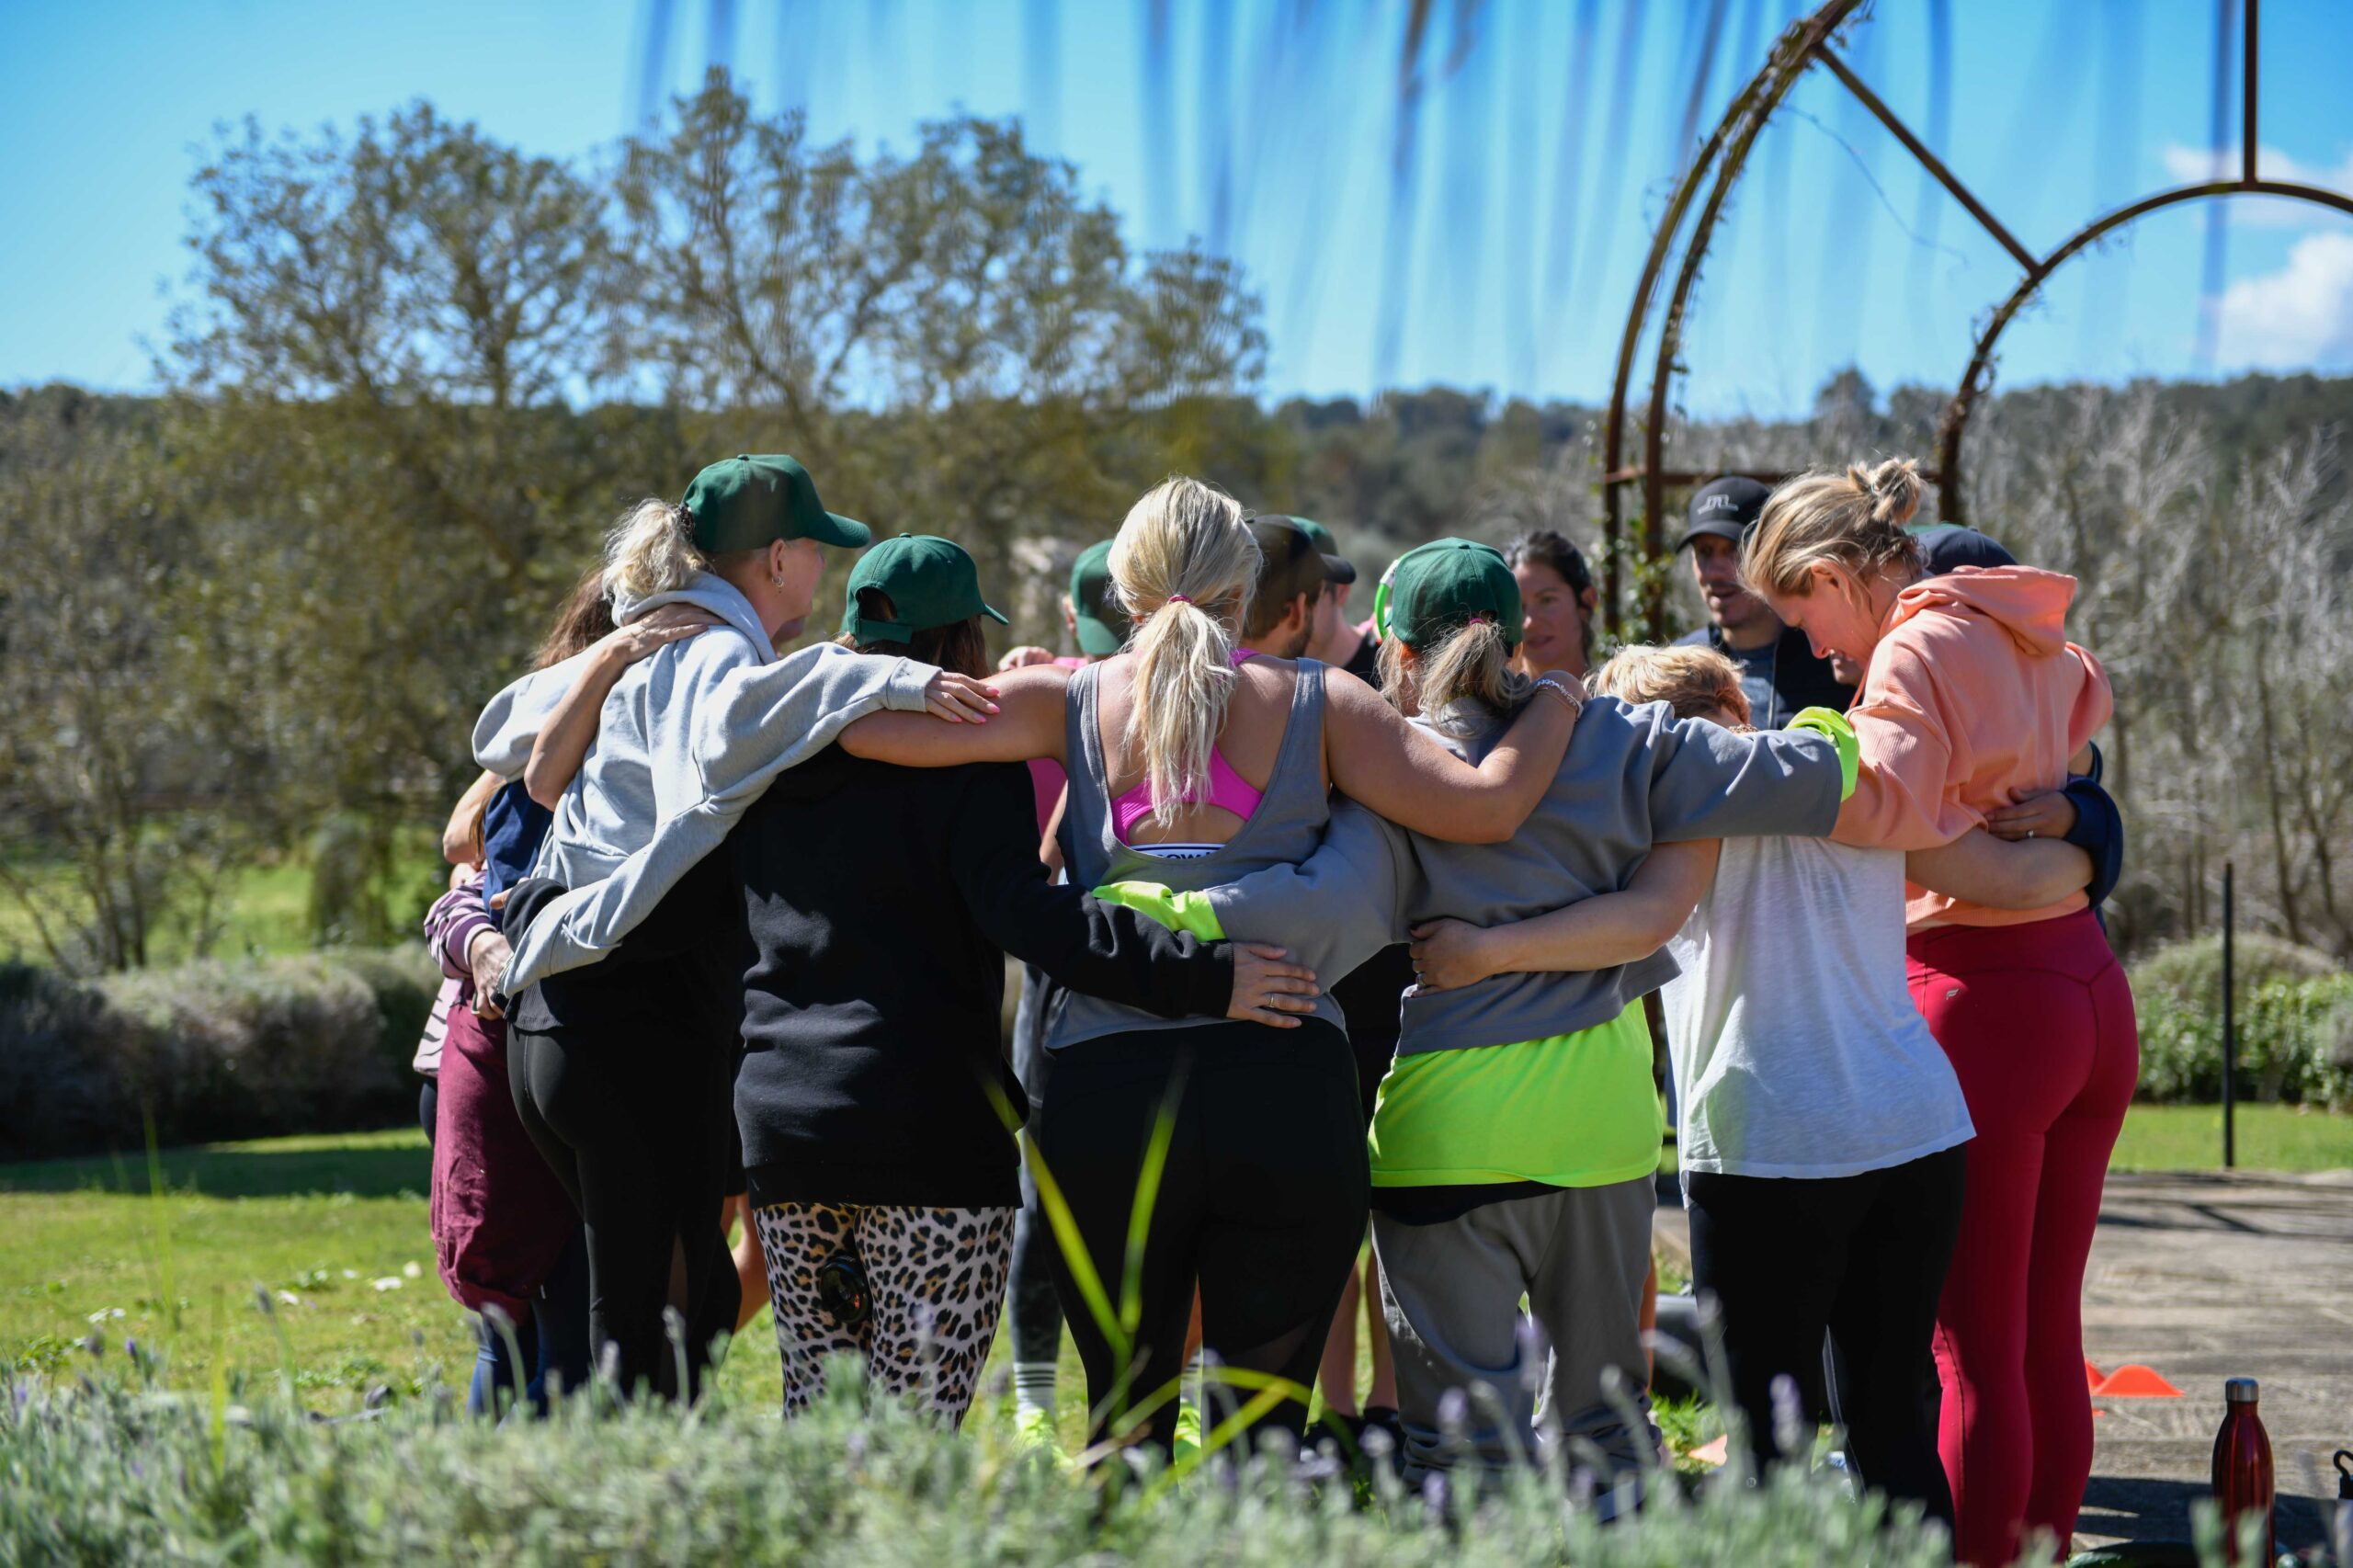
[1907, 910, 2138, 1567]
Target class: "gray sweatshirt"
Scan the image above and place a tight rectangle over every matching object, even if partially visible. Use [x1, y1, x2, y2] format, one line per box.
[471, 572, 938, 994]
[1202, 697, 1843, 1056]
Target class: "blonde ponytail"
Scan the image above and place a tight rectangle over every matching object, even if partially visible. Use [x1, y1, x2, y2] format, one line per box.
[1378, 618, 1531, 736]
[1109, 476, 1258, 829]
[604, 497, 710, 602]
[1740, 456, 1927, 600]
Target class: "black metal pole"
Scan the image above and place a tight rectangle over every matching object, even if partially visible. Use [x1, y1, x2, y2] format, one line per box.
[2222, 859, 2236, 1169]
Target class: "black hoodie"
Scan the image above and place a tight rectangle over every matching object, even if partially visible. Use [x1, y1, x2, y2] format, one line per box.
[730, 744, 1234, 1210]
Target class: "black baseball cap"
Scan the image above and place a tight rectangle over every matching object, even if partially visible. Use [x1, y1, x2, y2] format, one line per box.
[1068, 540, 1124, 657]
[1677, 475, 1771, 551]
[1247, 515, 1357, 611]
[1290, 517, 1342, 556]
[841, 534, 1009, 643]
[1911, 522, 2018, 574]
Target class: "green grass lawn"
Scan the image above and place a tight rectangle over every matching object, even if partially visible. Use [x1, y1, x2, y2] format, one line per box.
[1659, 1099, 2350, 1176]
[0, 1128, 1056, 1435]
[0, 856, 315, 968]
[2107, 1100, 2352, 1171]
[3, 1104, 2340, 1437]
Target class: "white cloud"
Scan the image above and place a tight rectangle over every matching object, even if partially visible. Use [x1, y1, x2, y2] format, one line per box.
[2211, 230, 2353, 369]
[2159, 143, 2353, 226]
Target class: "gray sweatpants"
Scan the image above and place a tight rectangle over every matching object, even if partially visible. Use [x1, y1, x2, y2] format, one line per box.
[1372, 1177, 1657, 1485]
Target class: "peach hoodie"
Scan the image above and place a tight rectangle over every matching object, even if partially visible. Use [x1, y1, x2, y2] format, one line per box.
[1828, 565, 2112, 930]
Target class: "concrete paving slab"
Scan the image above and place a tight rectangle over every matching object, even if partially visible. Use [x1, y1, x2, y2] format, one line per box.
[1649, 1167, 2353, 1557]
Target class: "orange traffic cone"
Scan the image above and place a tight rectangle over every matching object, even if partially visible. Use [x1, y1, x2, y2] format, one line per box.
[2086, 1359, 2107, 1392]
[2094, 1363, 2185, 1398]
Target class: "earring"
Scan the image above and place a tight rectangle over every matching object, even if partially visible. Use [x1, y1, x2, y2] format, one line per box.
[772, 575, 787, 588]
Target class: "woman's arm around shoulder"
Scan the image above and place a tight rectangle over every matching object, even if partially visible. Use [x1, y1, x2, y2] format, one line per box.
[1831, 633, 1978, 851]
[1905, 829, 2092, 911]
[840, 663, 1071, 768]
[1408, 838, 1721, 992]
[443, 770, 500, 866]
[1321, 667, 1579, 844]
[523, 609, 720, 808]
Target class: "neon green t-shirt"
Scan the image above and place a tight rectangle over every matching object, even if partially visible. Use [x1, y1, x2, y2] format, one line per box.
[1368, 1000, 1664, 1189]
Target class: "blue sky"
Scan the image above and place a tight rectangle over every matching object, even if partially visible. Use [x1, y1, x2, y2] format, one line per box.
[6, 0, 2351, 415]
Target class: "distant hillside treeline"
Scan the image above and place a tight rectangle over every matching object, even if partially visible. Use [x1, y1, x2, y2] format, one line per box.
[3, 68, 2350, 975]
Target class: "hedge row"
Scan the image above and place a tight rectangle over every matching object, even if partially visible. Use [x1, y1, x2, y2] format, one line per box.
[0, 949, 436, 1162]
[2128, 936, 2353, 1110]
[3, 932, 2344, 1164]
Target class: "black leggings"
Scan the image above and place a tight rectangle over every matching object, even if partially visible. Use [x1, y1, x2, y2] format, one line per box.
[506, 990, 740, 1403]
[1007, 962, 1065, 1368]
[1684, 1144, 1967, 1526]
[1029, 1018, 1368, 1456]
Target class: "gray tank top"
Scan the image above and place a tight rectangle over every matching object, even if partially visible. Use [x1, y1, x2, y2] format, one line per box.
[1048, 657, 1342, 1048]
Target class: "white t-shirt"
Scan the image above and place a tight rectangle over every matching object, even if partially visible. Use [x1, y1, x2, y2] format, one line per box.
[1662, 836, 1974, 1179]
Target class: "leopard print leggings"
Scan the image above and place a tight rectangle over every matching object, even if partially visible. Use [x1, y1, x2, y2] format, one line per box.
[751, 1201, 1016, 1426]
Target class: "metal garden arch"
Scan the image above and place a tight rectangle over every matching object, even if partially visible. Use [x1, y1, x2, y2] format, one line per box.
[1599, 0, 2353, 637]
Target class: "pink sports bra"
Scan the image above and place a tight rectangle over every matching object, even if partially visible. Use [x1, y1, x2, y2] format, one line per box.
[1108, 648, 1268, 842]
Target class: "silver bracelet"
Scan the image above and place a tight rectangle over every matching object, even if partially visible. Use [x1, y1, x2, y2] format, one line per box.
[1530, 676, 1585, 712]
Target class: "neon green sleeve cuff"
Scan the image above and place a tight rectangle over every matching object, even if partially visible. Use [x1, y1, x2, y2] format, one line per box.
[1788, 706, 1859, 801]
[1091, 881, 1228, 941]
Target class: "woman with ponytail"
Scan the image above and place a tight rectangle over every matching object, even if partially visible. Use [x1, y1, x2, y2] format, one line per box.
[1742, 458, 2128, 1568]
[1101, 538, 1855, 1495]
[830, 482, 1583, 1458]
[470, 456, 994, 1403]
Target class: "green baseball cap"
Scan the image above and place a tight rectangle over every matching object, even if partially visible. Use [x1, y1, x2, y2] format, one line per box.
[841, 534, 1009, 643]
[1377, 538, 1522, 650]
[1068, 539, 1124, 657]
[681, 454, 870, 555]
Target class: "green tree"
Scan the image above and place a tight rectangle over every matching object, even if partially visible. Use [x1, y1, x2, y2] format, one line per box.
[0, 390, 265, 971]
[609, 71, 1266, 618]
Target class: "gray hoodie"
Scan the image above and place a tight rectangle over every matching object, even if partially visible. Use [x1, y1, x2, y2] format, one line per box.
[1201, 696, 1843, 1056]
[471, 572, 937, 993]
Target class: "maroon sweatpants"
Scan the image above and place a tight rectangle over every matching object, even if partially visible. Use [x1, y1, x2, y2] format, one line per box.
[1907, 909, 2139, 1567]
[430, 1002, 575, 1322]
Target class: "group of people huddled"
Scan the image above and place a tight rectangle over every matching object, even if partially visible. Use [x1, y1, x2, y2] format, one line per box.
[409, 449, 2133, 1567]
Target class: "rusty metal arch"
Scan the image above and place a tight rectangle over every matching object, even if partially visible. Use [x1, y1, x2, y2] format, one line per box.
[1599, 0, 1865, 635]
[1601, 0, 2348, 638]
[1936, 178, 2353, 515]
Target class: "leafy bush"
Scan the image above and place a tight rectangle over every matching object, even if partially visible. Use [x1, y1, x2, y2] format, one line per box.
[0, 1359, 1996, 1568]
[0, 949, 436, 1161]
[2129, 937, 2353, 1109]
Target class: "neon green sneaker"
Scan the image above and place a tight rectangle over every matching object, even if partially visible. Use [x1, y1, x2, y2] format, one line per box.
[1014, 1403, 1060, 1455]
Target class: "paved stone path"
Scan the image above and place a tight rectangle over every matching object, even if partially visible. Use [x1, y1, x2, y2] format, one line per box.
[1652, 1168, 2353, 1557]
[2075, 1169, 2352, 1557]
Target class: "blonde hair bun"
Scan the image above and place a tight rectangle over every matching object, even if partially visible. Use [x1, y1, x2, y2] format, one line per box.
[1740, 455, 1928, 600]
[1847, 457, 1924, 527]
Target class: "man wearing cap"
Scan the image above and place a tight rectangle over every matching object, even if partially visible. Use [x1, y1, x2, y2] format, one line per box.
[1243, 516, 1358, 660]
[1293, 517, 1384, 685]
[1674, 476, 1854, 729]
